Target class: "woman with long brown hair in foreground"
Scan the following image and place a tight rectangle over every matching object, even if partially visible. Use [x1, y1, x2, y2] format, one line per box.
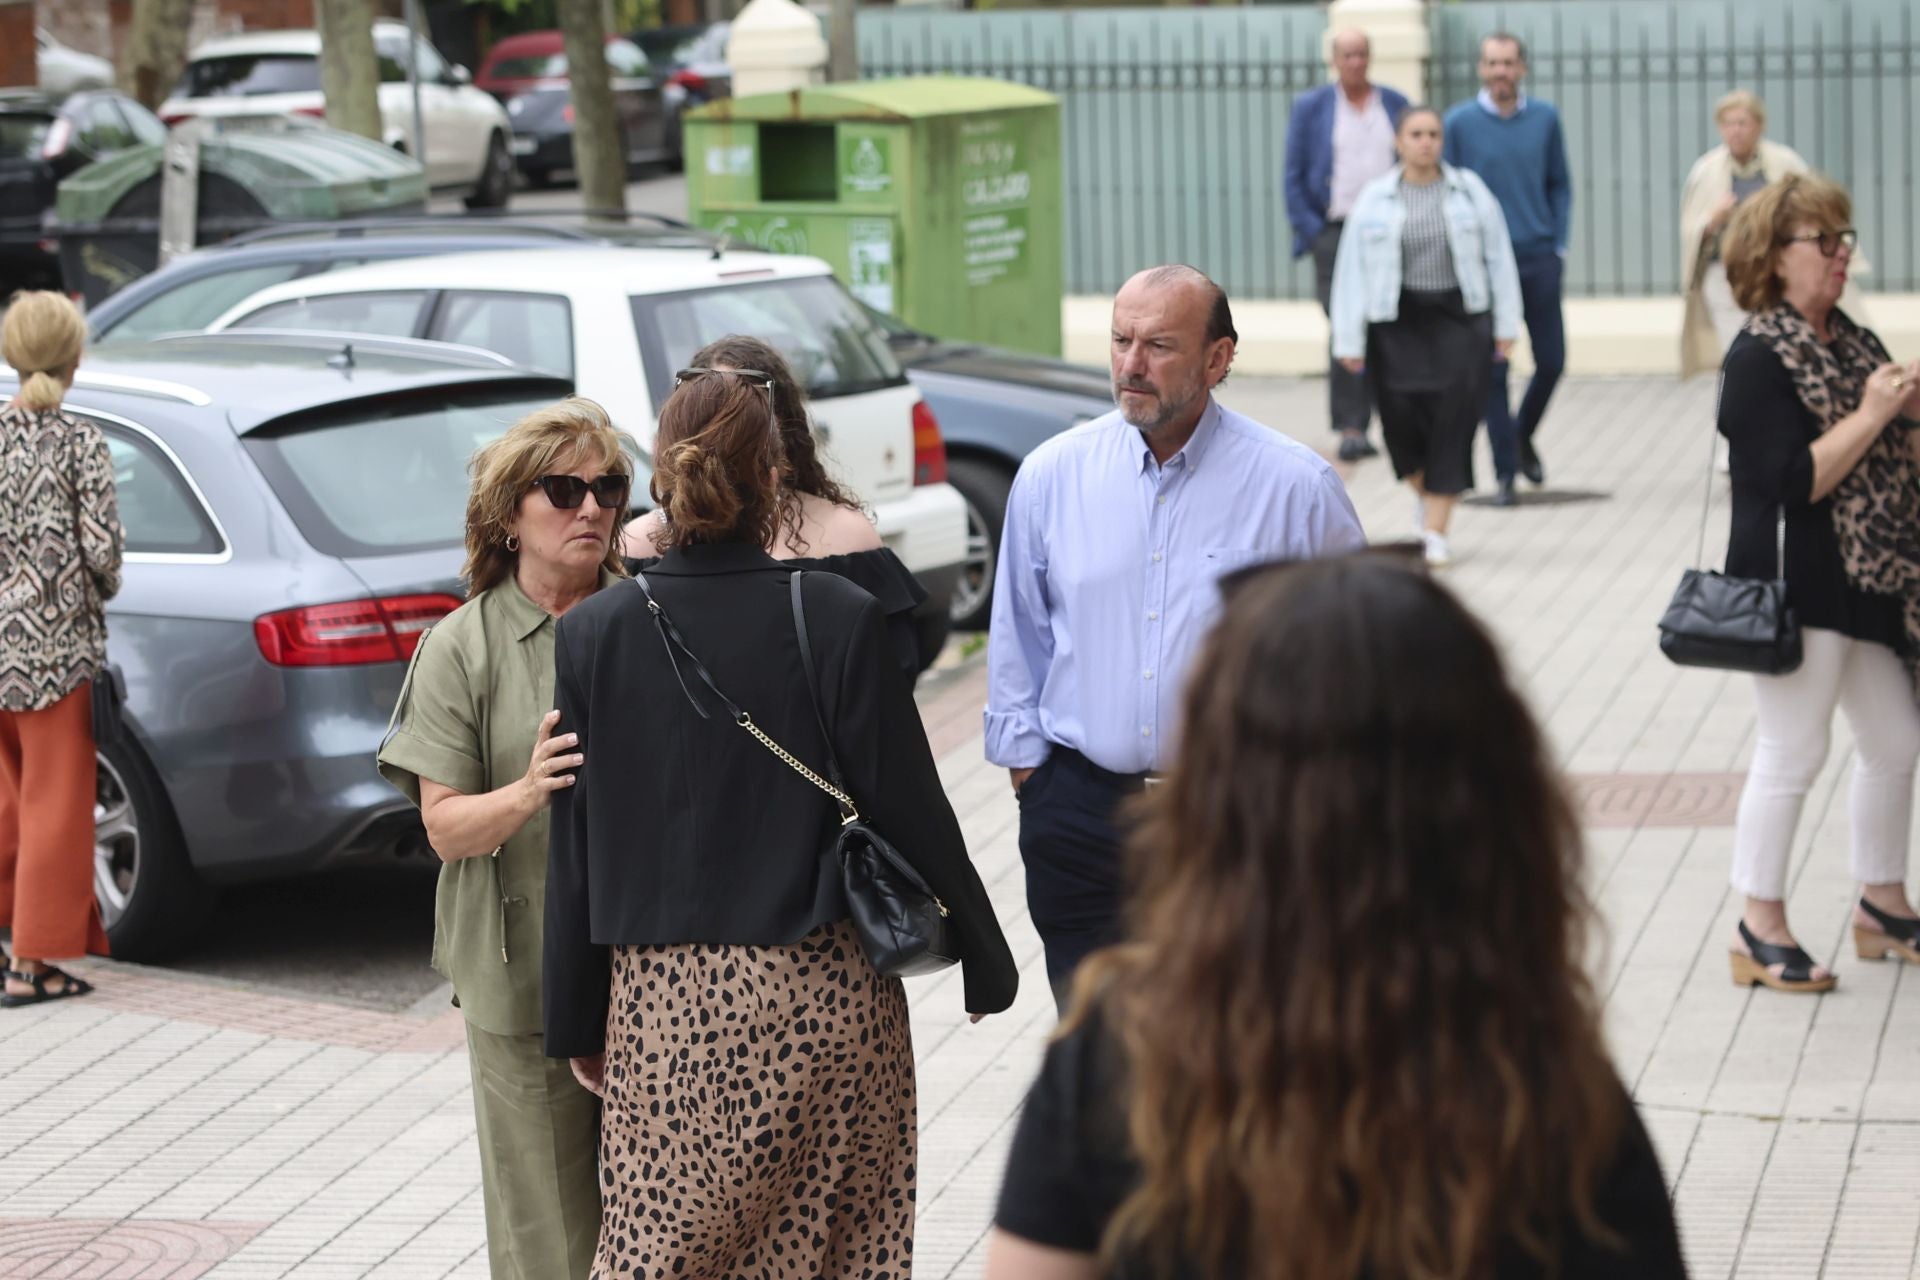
[985, 553, 1687, 1280]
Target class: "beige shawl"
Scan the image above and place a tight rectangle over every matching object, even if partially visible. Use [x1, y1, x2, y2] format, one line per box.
[1678, 139, 1808, 378]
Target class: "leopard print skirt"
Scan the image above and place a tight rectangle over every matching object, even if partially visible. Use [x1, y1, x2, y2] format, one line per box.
[594, 920, 917, 1279]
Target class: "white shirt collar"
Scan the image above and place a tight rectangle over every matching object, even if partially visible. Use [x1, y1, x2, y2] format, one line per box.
[1476, 88, 1528, 118]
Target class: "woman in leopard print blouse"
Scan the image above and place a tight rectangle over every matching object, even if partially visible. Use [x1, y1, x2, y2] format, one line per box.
[0, 291, 124, 1009]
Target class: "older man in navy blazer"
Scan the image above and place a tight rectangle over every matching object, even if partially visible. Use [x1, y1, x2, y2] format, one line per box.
[1284, 29, 1409, 461]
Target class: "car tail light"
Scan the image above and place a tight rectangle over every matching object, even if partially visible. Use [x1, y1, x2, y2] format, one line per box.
[254, 594, 462, 667]
[563, 102, 574, 124]
[668, 69, 709, 95]
[41, 117, 73, 159]
[291, 104, 327, 119]
[911, 402, 948, 486]
[160, 111, 194, 127]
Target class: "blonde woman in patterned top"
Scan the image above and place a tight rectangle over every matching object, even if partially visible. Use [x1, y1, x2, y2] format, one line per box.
[1330, 106, 1522, 567]
[1, 291, 123, 1008]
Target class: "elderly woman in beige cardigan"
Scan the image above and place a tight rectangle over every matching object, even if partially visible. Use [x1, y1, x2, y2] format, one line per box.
[1680, 91, 1811, 377]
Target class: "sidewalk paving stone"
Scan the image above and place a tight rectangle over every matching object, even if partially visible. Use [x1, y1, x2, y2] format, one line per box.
[4, 374, 1919, 1278]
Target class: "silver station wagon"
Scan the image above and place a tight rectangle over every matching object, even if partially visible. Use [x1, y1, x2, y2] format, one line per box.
[0, 332, 579, 960]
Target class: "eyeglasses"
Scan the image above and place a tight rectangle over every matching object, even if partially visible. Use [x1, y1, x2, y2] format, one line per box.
[1780, 228, 1859, 258]
[675, 366, 775, 392]
[532, 473, 631, 510]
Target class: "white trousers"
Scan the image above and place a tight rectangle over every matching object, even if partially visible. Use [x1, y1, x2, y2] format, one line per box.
[1731, 628, 1920, 899]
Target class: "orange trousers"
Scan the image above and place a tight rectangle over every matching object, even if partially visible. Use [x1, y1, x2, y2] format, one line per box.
[0, 683, 110, 961]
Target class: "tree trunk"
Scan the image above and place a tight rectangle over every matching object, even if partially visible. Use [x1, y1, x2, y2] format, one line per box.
[120, 0, 196, 110]
[315, 0, 383, 143]
[557, 0, 628, 214]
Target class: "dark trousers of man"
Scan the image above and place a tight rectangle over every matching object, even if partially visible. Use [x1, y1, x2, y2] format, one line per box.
[1486, 250, 1568, 481]
[1017, 748, 1148, 1011]
[1311, 220, 1372, 436]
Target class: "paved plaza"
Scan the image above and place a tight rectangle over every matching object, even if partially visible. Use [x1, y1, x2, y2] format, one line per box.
[5, 372, 1920, 1279]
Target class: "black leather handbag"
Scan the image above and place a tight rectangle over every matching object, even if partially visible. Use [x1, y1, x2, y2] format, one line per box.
[91, 663, 126, 746]
[1658, 387, 1803, 675]
[632, 571, 959, 979]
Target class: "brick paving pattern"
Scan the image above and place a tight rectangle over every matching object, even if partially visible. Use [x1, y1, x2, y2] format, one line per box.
[4, 374, 1919, 1278]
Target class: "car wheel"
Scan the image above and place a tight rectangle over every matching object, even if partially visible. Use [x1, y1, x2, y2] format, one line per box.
[945, 457, 1012, 631]
[465, 132, 514, 210]
[96, 737, 212, 962]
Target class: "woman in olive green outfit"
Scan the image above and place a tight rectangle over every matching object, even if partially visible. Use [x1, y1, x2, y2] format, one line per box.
[379, 399, 635, 1279]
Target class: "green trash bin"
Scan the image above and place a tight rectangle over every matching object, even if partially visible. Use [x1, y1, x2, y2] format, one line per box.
[54, 125, 428, 307]
[686, 77, 1062, 358]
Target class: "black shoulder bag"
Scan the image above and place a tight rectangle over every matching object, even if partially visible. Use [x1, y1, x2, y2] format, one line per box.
[631, 570, 959, 978]
[1657, 379, 1803, 674]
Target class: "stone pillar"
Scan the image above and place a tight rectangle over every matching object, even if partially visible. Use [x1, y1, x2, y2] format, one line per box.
[0, 0, 37, 87]
[1326, 0, 1429, 104]
[726, 0, 826, 99]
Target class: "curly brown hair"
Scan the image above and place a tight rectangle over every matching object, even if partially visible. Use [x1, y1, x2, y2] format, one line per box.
[689, 335, 864, 552]
[649, 366, 786, 551]
[1070, 553, 1626, 1280]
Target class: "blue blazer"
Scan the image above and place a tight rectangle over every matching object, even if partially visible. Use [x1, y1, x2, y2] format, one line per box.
[1283, 81, 1411, 259]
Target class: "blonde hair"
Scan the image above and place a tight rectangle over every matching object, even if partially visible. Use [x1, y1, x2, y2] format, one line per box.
[461, 397, 636, 596]
[1722, 172, 1852, 312]
[2, 291, 87, 411]
[1714, 89, 1767, 129]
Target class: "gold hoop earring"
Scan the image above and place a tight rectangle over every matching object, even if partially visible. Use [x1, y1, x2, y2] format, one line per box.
[505, 534, 519, 552]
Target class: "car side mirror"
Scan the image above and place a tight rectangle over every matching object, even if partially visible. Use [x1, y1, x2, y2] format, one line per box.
[448, 64, 471, 85]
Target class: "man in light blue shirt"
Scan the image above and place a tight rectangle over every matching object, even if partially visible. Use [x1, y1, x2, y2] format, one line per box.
[985, 264, 1366, 1001]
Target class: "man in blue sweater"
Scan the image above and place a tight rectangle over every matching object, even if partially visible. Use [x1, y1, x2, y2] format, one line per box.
[1443, 32, 1572, 506]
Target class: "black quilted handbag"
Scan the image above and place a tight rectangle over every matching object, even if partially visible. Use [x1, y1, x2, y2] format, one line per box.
[1657, 386, 1802, 675]
[631, 571, 958, 979]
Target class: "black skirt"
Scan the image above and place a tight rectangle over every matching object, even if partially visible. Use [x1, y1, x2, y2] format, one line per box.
[1365, 288, 1493, 496]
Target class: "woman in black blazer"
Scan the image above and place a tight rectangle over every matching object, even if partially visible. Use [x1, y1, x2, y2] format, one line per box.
[544, 366, 1018, 1280]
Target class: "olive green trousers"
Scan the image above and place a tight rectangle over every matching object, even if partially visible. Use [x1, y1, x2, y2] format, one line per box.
[464, 1021, 602, 1279]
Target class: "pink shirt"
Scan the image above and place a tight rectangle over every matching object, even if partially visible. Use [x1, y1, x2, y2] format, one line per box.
[1328, 88, 1396, 220]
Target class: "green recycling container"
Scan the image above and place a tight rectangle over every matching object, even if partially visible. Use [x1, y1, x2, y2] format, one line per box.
[686, 77, 1062, 357]
[54, 125, 427, 306]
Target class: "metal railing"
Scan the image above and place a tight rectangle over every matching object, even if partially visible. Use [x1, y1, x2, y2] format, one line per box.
[862, 1, 1919, 300]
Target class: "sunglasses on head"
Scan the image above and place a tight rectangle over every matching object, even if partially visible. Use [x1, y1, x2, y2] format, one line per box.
[1780, 228, 1859, 258]
[532, 473, 631, 510]
[675, 366, 776, 391]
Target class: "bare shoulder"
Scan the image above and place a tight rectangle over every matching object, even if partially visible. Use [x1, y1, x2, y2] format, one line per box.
[794, 493, 882, 555]
[620, 511, 665, 558]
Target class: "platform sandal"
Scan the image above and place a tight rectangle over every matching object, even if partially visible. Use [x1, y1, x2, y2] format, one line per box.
[1853, 899, 1920, 966]
[1729, 921, 1836, 993]
[0, 964, 96, 1009]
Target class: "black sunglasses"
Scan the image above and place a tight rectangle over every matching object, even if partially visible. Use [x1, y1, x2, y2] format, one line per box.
[1780, 228, 1859, 258]
[675, 366, 775, 390]
[532, 473, 631, 510]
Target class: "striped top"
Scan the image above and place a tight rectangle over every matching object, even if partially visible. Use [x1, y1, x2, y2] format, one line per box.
[1399, 175, 1459, 292]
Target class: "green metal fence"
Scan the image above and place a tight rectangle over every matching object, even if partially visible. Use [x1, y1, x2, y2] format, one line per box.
[861, 2, 1920, 299]
[858, 7, 1327, 300]
[1430, 0, 1919, 295]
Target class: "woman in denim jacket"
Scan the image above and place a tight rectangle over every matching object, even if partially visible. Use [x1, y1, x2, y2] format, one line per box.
[1330, 106, 1522, 566]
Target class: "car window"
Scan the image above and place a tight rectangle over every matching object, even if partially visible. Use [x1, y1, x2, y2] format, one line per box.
[431, 292, 574, 376]
[0, 113, 52, 158]
[227, 291, 431, 337]
[98, 262, 313, 344]
[413, 37, 449, 82]
[606, 40, 649, 77]
[124, 102, 167, 146]
[241, 388, 602, 557]
[91, 425, 224, 556]
[487, 53, 565, 80]
[177, 55, 322, 98]
[82, 100, 136, 154]
[631, 275, 905, 403]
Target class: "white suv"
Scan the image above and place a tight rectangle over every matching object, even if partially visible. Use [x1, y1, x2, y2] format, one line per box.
[161, 22, 514, 208]
[205, 245, 967, 657]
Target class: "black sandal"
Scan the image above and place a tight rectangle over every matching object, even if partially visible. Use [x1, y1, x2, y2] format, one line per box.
[1730, 922, 1836, 993]
[1, 964, 96, 1008]
[1855, 899, 1920, 966]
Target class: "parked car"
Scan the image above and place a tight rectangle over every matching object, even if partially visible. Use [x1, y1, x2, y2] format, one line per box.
[1, 89, 169, 294]
[160, 22, 514, 208]
[863, 306, 1111, 629]
[476, 30, 678, 184]
[0, 332, 579, 960]
[35, 29, 116, 98]
[204, 244, 967, 661]
[631, 22, 732, 152]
